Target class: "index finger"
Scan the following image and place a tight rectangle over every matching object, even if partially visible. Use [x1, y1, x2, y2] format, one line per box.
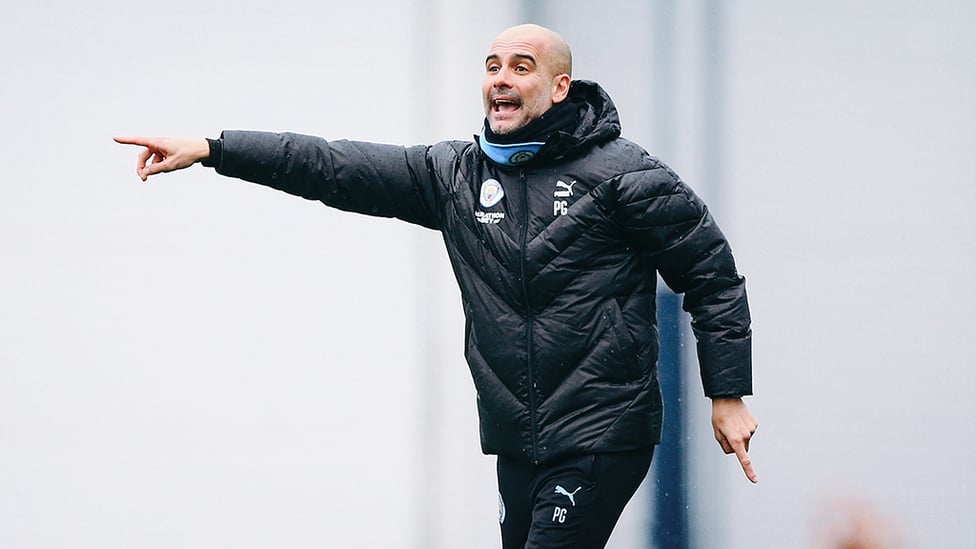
[113, 136, 154, 147]
[732, 442, 758, 483]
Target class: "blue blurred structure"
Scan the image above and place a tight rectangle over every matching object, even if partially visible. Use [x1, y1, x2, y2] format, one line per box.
[652, 290, 689, 549]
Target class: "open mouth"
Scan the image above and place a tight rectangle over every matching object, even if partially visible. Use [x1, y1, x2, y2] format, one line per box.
[491, 96, 521, 114]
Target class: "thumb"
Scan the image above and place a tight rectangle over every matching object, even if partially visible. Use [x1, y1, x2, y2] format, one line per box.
[142, 153, 172, 178]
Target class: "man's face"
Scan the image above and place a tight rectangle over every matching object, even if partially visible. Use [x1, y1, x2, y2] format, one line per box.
[483, 34, 564, 135]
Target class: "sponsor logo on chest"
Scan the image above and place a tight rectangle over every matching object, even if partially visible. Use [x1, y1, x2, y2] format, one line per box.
[476, 178, 506, 224]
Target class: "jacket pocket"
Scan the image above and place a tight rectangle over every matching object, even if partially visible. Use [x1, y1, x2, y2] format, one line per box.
[597, 299, 642, 384]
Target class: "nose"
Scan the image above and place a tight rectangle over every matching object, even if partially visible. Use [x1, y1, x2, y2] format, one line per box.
[490, 66, 513, 89]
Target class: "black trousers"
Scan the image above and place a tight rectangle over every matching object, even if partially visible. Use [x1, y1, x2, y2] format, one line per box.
[497, 447, 654, 549]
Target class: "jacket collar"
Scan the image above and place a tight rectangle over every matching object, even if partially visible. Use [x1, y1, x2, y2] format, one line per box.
[475, 80, 622, 167]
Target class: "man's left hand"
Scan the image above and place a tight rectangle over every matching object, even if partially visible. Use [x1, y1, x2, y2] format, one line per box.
[711, 397, 760, 483]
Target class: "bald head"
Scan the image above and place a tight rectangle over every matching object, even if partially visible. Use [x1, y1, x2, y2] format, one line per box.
[482, 25, 574, 134]
[490, 24, 573, 78]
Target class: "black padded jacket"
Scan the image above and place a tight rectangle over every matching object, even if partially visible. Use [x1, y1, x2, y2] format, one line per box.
[213, 80, 752, 465]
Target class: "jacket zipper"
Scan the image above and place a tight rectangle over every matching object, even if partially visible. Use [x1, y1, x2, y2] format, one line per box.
[519, 170, 540, 463]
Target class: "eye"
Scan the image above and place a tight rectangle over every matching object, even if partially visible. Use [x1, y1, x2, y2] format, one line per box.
[515, 65, 529, 73]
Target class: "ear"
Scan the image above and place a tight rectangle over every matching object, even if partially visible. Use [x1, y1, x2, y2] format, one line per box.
[551, 74, 571, 103]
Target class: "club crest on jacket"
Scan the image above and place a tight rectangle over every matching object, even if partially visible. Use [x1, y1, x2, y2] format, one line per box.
[480, 178, 505, 207]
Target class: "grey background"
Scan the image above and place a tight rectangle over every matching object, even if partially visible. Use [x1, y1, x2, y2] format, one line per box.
[2, 1, 973, 547]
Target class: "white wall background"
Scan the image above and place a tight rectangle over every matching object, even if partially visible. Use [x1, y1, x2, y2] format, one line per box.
[1, 1, 505, 547]
[1, 1, 973, 548]
[723, 2, 976, 547]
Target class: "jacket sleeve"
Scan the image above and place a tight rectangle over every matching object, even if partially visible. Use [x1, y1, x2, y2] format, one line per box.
[214, 130, 443, 230]
[616, 164, 753, 398]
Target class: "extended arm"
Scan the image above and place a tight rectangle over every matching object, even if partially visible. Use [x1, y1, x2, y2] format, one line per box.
[117, 131, 445, 230]
[114, 136, 210, 181]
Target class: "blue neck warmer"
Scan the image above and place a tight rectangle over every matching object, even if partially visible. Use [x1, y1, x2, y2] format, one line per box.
[478, 127, 545, 166]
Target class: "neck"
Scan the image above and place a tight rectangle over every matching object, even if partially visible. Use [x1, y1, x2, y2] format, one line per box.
[478, 128, 545, 166]
[484, 99, 578, 145]
[479, 100, 579, 165]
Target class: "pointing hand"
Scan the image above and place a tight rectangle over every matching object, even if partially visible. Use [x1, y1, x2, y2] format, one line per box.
[114, 136, 209, 181]
[711, 397, 760, 483]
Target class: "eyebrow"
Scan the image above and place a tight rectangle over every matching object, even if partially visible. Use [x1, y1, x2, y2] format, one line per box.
[485, 53, 538, 66]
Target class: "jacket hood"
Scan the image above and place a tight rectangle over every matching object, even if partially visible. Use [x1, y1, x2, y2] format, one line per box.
[554, 79, 622, 155]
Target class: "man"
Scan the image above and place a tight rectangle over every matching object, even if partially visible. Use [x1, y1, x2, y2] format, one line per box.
[116, 23, 758, 549]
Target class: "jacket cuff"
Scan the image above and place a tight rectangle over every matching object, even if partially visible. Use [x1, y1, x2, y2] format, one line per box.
[200, 138, 222, 168]
[698, 337, 753, 397]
